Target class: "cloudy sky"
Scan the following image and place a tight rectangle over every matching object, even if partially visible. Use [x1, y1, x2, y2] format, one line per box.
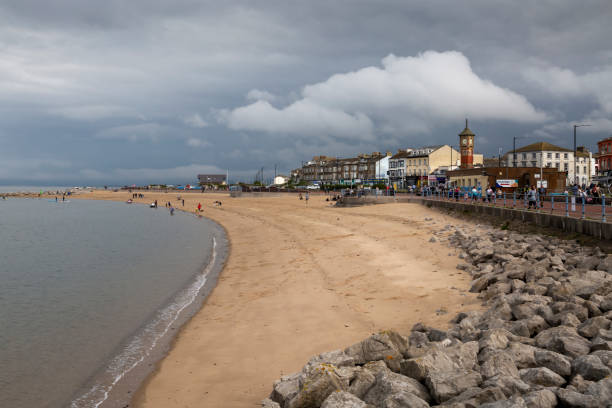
[1, 0, 612, 185]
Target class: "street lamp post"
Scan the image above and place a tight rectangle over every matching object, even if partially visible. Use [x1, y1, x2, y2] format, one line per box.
[574, 124, 591, 186]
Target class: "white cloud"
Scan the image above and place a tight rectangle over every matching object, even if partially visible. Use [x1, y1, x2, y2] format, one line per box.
[246, 89, 276, 102]
[183, 113, 208, 128]
[218, 51, 548, 140]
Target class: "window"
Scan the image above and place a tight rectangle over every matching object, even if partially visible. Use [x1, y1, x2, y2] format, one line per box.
[564, 153, 568, 159]
[418, 159, 421, 165]
[531, 161, 537, 167]
[584, 166, 587, 174]
[521, 161, 527, 167]
[399, 160, 404, 167]
[564, 163, 569, 171]
[522, 153, 527, 159]
[555, 163, 560, 170]
[532, 153, 536, 159]
[555, 153, 560, 159]
[547, 152, 552, 159]
[577, 167, 580, 174]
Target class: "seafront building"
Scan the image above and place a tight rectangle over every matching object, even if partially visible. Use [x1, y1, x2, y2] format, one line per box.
[388, 145, 483, 189]
[292, 152, 391, 185]
[503, 142, 593, 186]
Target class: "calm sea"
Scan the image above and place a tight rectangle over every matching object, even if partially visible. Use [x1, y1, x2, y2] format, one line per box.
[0, 198, 226, 408]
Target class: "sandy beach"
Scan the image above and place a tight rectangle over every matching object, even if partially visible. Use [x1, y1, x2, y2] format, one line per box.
[77, 190, 482, 407]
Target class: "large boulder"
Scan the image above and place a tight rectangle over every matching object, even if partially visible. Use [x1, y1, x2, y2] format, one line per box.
[344, 331, 407, 372]
[585, 377, 612, 405]
[522, 389, 557, 408]
[287, 364, 347, 408]
[271, 373, 301, 407]
[362, 369, 430, 407]
[533, 349, 572, 377]
[440, 386, 506, 406]
[381, 391, 430, 408]
[505, 342, 537, 369]
[572, 354, 611, 381]
[479, 351, 519, 379]
[518, 367, 566, 388]
[577, 316, 611, 338]
[555, 389, 598, 408]
[534, 326, 591, 358]
[400, 341, 481, 403]
[320, 391, 366, 408]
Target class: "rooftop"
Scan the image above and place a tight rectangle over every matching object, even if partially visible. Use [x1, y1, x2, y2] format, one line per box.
[508, 142, 572, 153]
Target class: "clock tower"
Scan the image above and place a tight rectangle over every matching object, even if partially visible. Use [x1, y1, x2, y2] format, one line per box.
[459, 119, 475, 168]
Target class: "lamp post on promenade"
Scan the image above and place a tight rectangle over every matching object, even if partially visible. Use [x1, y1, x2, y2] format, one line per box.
[507, 136, 528, 178]
[574, 124, 591, 186]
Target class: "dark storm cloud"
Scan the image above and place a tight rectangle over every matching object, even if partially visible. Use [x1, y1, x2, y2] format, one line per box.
[0, 1, 611, 184]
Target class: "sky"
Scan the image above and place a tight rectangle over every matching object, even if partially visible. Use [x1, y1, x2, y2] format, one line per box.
[1, 0, 612, 185]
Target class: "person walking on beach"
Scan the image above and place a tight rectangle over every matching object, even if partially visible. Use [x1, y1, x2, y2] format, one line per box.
[182, 199, 185, 206]
[197, 202, 202, 212]
[305, 192, 309, 204]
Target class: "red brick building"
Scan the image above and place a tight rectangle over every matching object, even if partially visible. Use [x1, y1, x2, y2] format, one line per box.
[597, 136, 612, 174]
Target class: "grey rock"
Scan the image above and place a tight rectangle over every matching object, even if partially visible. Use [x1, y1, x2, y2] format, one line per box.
[535, 326, 591, 358]
[345, 331, 407, 372]
[321, 391, 367, 408]
[271, 373, 301, 407]
[400, 342, 478, 381]
[506, 342, 537, 369]
[572, 354, 611, 381]
[363, 369, 430, 406]
[566, 374, 593, 393]
[287, 364, 347, 408]
[480, 396, 527, 408]
[591, 350, 612, 368]
[585, 377, 612, 405]
[519, 367, 566, 387]
[482, 375, 530, 397]
[555, 389, 598, 408]
[478, 329, 510, 351]
[381, 392, 429, 408]
[305, 350, 355, 371]
[262, 398, 282, 408]
[479, 351, 519, 379]
[440, 386, 506, 406]
[523, 389, 557, 408]
[426, 369, 482, 404]
[347, 368, 376, 399]
[534, 349, 572, 376]
[577, 316, 611, 338]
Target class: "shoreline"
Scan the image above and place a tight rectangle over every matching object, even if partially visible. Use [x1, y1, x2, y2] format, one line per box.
[73, 190, 482, 407]
[66, 199, 230, 408]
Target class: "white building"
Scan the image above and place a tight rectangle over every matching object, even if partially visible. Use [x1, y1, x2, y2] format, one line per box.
[505, 142, 592, 186]
[374, 152, 392, 183]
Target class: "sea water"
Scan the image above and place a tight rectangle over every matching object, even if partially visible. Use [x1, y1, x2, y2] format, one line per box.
[0, 198, 225, 408]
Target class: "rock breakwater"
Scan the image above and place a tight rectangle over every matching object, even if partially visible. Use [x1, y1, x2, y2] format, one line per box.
[263, 224, 612, 407]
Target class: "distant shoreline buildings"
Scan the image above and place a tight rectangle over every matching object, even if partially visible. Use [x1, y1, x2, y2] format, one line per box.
[289, 121, 609, 191]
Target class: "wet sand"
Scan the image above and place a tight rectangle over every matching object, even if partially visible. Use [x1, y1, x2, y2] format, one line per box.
[77, 190, 482, 407]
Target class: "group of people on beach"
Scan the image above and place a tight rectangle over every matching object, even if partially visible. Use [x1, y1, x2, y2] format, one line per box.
[131, 193, 144, 199]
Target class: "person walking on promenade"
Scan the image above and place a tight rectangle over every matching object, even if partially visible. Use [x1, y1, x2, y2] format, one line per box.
[486, 186, 493, 203]
[527, 185, 537, 209]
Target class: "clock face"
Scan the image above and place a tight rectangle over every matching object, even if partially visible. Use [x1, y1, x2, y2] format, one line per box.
[462, 138, 467, 145]
[468, 138, 473, 146]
